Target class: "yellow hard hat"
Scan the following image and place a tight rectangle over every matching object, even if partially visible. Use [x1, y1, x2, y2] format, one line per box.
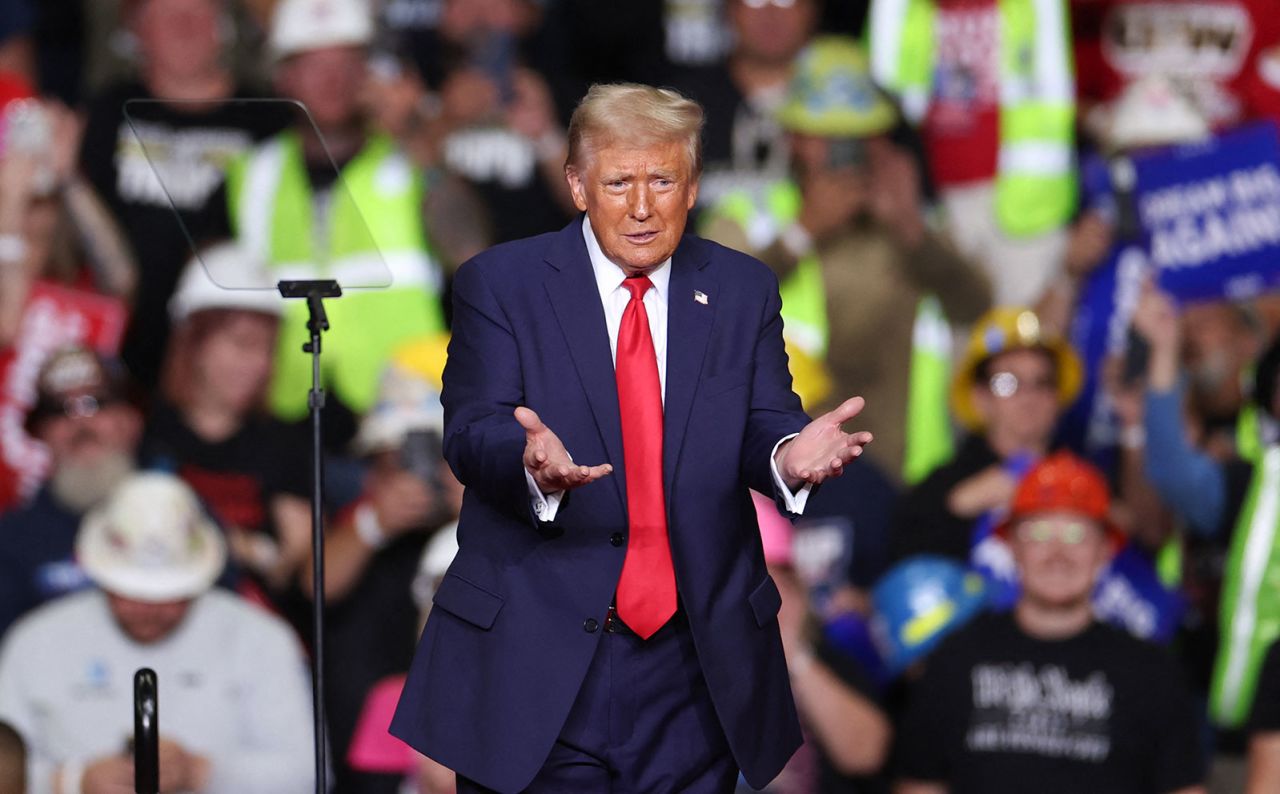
[784, 340, 833, 413]
[950, 308, 1083, 431]
[352, 334, 450, 455]
[776, 36, 898, 139]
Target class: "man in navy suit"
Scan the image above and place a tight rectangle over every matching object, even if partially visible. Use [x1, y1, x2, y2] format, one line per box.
[391, 83, 873, 793]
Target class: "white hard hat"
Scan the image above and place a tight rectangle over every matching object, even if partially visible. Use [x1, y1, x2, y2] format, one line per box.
[270, 0, 374, 60]
[169, 243, 284, 322]
[77, 472, 227, 603]
[1105, 75, 1210, 153]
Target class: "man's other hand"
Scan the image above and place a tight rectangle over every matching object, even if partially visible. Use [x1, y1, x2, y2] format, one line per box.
[775, 396, 874, 491]
[516, 407, 613, 494]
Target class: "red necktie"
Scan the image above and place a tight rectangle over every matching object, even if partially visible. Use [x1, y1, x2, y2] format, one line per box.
[614, 275, 676, 639]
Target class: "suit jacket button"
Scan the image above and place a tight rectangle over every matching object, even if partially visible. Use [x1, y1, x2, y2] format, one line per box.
[610, 533, 624, 547]
[583, 618, 599, 633]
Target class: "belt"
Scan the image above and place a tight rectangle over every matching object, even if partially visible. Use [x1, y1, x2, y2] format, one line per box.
[604, 605, 635, 635]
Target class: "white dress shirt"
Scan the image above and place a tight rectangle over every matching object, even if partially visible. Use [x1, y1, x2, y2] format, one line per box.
[526, 215, 809, 520]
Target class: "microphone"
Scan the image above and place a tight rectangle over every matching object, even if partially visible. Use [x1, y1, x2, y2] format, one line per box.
[134, 668, 158, 794]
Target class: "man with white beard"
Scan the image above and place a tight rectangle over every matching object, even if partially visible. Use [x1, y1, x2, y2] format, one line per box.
[0, 346, 140, 639]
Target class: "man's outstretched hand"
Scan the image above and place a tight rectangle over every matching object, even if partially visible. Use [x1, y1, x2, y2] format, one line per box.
[774, 396, 874, 491]
[516, 407, 613, 494]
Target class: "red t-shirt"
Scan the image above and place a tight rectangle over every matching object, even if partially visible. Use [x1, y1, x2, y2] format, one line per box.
[924, 0, 1003, 187]
[1073, 0, 1280, 128]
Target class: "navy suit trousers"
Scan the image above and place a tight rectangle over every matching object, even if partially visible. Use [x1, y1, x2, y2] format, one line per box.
[457, 611, 739, 793]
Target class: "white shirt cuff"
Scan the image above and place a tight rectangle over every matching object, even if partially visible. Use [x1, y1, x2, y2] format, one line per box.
[771, 433, 812, 514]
[525, 468, 565, 522]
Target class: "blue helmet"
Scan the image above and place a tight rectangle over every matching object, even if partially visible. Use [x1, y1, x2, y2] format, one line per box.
[870, 556, 988, 676]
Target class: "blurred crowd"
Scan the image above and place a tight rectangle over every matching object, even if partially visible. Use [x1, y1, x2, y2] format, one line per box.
[2, 0, 1280, 792]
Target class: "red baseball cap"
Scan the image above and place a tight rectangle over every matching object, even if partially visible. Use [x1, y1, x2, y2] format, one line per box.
[997, 452, 1126, 551]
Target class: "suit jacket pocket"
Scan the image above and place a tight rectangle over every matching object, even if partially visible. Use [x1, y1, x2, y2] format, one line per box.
[748, 574, 783, 627]
[433, 572, 505, 630]
[701, 366, 751, 399]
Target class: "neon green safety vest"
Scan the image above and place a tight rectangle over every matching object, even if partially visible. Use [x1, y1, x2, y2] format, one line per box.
[708, 182, 954, 484]
[867, 0, 1077, 238]
[226, 132, 446, 420]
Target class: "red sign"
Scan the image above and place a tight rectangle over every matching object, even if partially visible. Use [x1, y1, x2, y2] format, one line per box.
[0, 282, 127, 509]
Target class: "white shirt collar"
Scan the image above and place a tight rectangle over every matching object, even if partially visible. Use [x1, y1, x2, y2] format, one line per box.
[582, 215, 671, 304]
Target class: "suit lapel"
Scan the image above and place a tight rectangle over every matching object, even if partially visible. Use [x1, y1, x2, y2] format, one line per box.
[543, 220, 627, 507]
[662, 236, 715, 497]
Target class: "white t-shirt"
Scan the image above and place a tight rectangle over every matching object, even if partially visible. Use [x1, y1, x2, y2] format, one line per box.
[0, 589, 314, 793]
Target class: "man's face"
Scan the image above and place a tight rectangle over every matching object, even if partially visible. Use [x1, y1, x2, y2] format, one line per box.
[36, 394, 140, 471]
[135, 0, 223, 79]
[106, 593, 194, 645]
[730, 0, 816, 66]
[566, 139, 699, 276]
[973, 348, 1061, 447]
[1010, 511, 1111, 609]
[276, 46, 367, 129]
[195, 312, 279, 415]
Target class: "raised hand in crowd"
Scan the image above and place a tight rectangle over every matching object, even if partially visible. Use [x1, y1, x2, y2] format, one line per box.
[1064, 210, 1115, 279]
[367, 469, 439, 539]
[0, 96, 136, 350]
[945, 463, 1021, 520]
[307, 453, 463, 602]
[363, 63, 434, 146]
[1036, 210, 1116, 337]
[865, 138, 925, 248]
[796, 165, 866, 244]
[1130, 281, 1182, 390]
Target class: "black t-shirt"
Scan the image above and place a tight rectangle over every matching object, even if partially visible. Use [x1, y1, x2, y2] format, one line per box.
[889, 434, 1000, 563]
[1250, 639, 1280, 735]
[897, 611, 1203, 794]
[668, 64, 790, 212]
[325, 528, 432, 794]
[815, 639, 891, 794]
[78, 82, 289, 387]
[139, 400, 308, 539]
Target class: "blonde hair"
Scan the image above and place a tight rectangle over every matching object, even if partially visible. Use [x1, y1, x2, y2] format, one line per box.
[566, 83, 705, 175]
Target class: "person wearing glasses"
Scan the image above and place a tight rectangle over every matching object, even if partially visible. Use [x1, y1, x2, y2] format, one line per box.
[890, 307, 1082, 594]
[895, 452, 1206, 794]
[0, 346, 141, 641]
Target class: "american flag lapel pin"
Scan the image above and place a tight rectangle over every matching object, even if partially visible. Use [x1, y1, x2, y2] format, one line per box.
[694, 290, 708, 305]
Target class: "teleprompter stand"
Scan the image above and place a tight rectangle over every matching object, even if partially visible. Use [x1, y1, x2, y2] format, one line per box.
[278, 278, 342, 794]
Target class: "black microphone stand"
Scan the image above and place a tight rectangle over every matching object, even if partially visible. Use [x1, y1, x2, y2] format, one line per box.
[278, 278, 342, 794]
[134, 668, 158, 794]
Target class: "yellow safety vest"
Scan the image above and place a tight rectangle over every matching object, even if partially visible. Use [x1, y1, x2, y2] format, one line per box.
[226, 132, 446, 419]
[867, 0, 1077, 238]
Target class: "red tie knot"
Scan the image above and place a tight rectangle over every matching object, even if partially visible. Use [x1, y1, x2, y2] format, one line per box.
[622, 275, 654, 302]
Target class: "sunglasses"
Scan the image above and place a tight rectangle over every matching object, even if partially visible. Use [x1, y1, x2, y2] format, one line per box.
[1015, 519, 1098, 545]
[987, 371, 1057, 399]
[35, 393, 118, 424]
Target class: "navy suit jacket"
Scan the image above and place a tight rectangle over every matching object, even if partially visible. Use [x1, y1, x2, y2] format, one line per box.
[390, 218, 808, 792]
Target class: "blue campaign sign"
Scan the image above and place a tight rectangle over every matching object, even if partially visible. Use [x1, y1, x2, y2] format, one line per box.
[1137, 122, 1280, 302]
[1062, 122, 1280, 456]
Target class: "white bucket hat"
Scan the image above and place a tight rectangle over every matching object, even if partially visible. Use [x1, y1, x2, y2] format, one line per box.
[77, 472, 227, 602]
